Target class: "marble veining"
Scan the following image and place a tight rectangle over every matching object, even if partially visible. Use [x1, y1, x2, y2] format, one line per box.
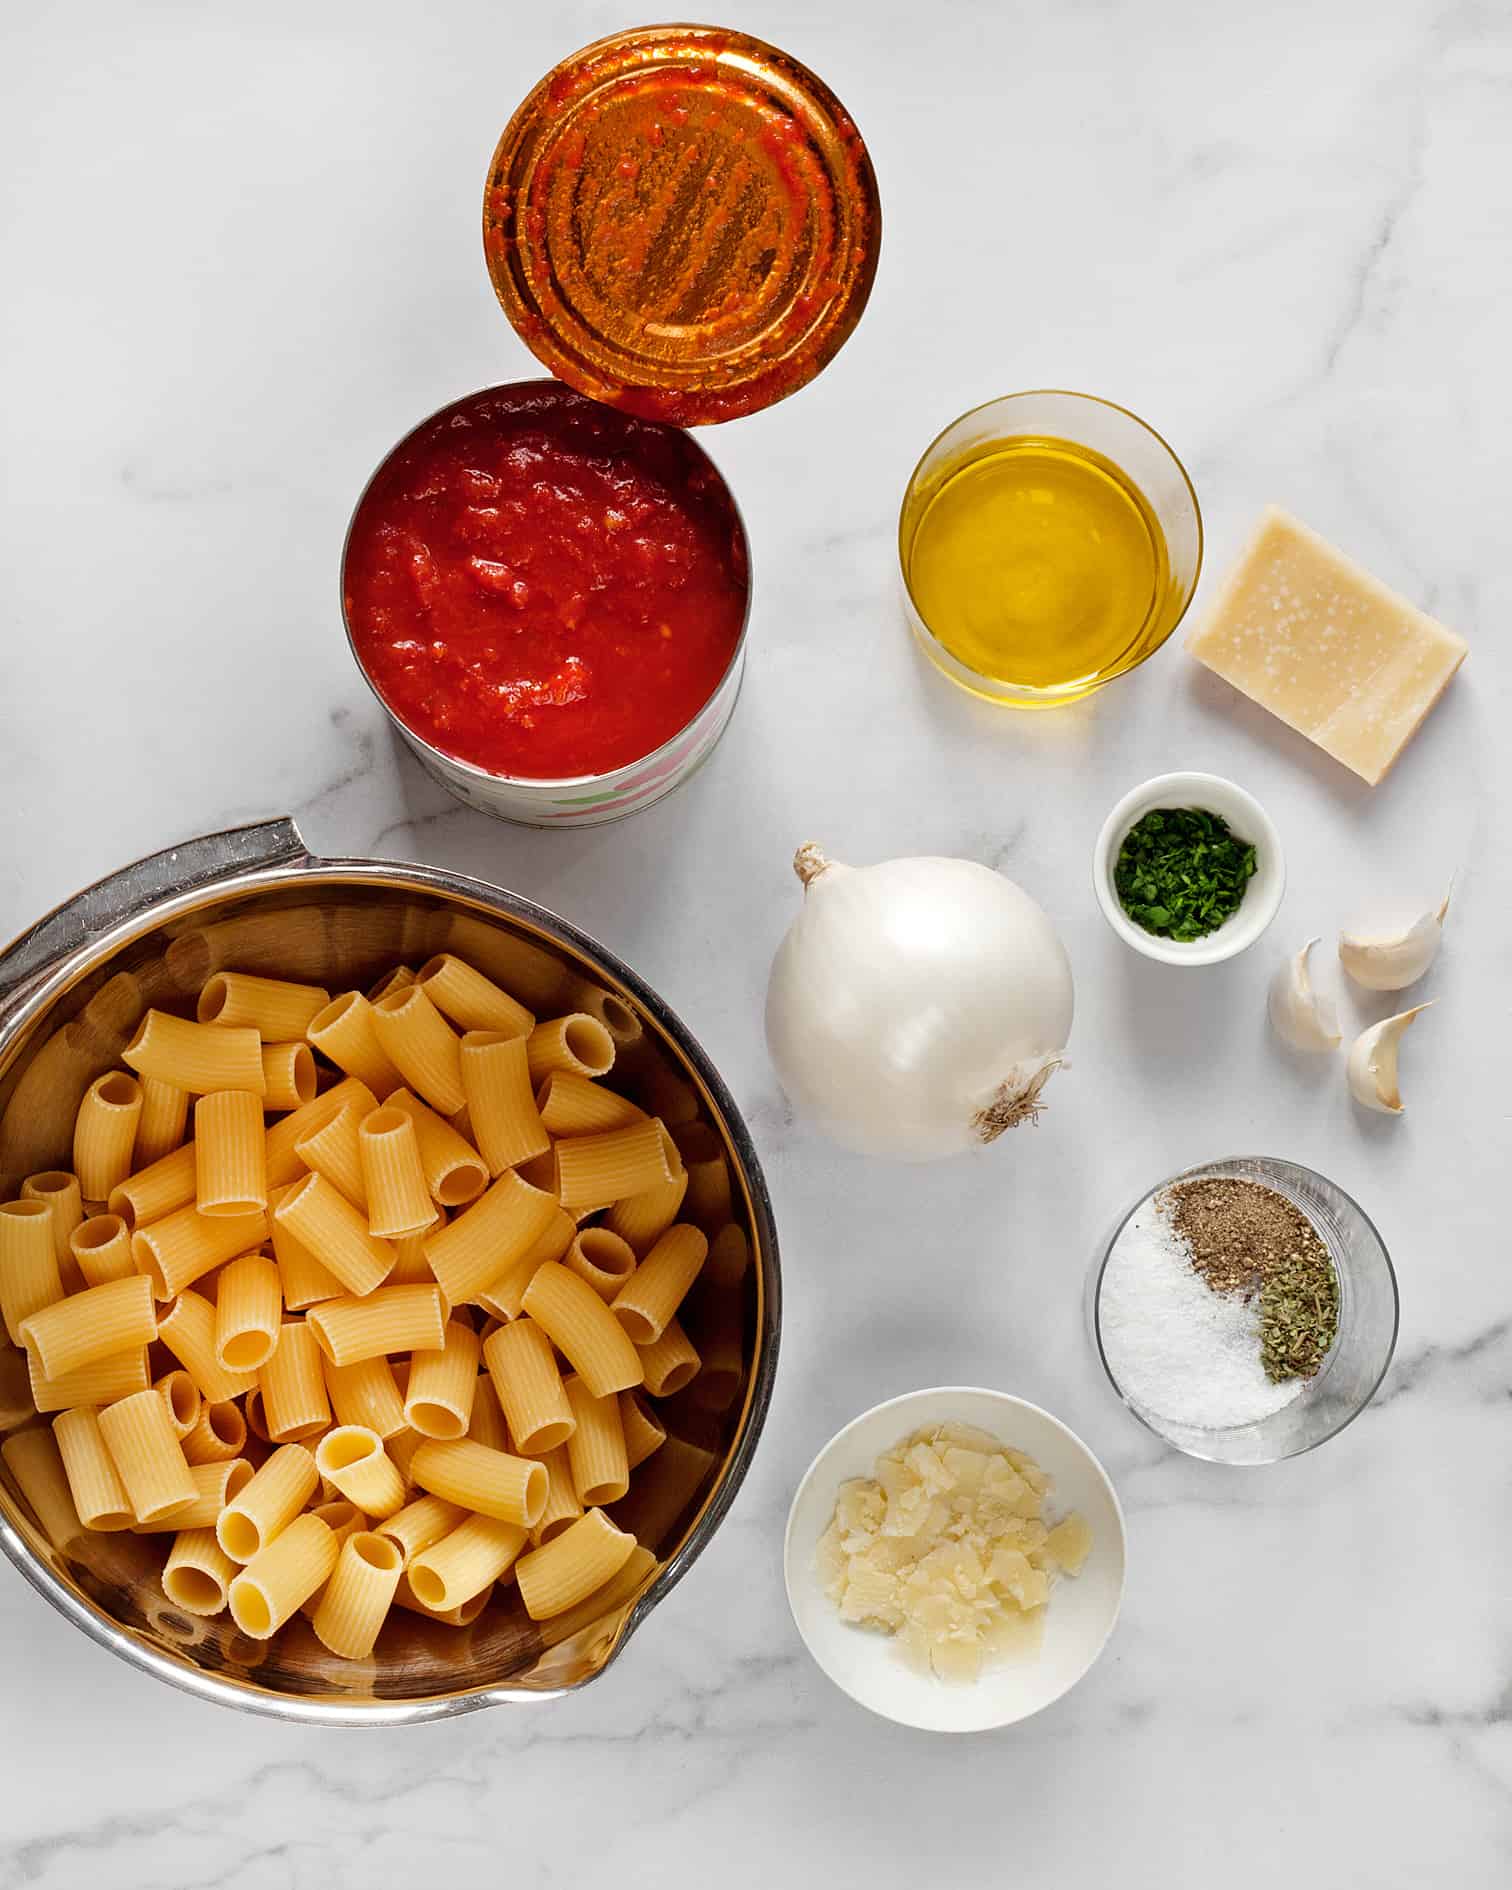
[3, 0, 1511, 1884]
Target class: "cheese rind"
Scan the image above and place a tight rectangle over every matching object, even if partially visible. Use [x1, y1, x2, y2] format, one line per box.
[1186, 506, 1467, 785]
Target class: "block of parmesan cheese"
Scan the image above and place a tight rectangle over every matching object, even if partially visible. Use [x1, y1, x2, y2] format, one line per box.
[1186, 506, 1467, 785]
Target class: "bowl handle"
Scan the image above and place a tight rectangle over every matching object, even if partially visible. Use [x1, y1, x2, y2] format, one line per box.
[0, 817, 310, 1010]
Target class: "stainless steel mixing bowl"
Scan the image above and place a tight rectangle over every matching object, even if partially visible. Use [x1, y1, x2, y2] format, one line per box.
[0, 817, 779, 1722]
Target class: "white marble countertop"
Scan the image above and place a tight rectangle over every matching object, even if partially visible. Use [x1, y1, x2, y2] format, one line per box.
[3, 1, 1509, 1883]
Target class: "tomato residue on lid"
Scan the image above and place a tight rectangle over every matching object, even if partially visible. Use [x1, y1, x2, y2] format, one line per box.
[343, 383, 749, 781]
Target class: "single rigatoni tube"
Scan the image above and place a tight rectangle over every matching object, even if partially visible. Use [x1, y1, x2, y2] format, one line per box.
[417, 955, 533, 1036]
[216, 1442, 319, 1562]
[97, 1387, 196, 1523]
[2, 1429, 84, 1548]
[314, 1426, 406, 1519]
[529, 1446, 584, 1544]
[483, 1319, 573, 1454]
[163, 1528, 239, 1615]
[555, 1119, 676, 1210]
[370, 986, 465, 1115]
[134, 1456, 253, 1531]
[306, 992, 404, 1097]
[535, 1071, 644, 1136]
[131, 1204, 269, 1302]
[69, 1214, 135, 1287]
[27, 1344, 150, 1415]
[156, 1289, 258, 1403]
[214, 1254, 282, 1372]
[72, 1072, 144, 1201]
[358, 1107, 434, 1237]
[609, 1223, 707, 1346]
[229, 1513, 338, 1638]
[264, 1077, 377, 1190]
[459, 1033, 550, 1178]
[467, 1374, 510, 1451]
[260, 1041, 317, 1112]
[383, 1089, 488, 1206]
[135, 1077, 190, 1166]
[423, 1170, 558, 1304]
[182, 1398, 247, 1465]
[637, 1317, 701, 1398]
[391, 1573, 489, 1626]
[604, 1165, 689, 1257]
[535, 1543, 656, 1650]
[521, 1263, 643, 1398]
[376, 1493, 467, 1568]
[367, 964, 416, 1002]
[403, 1320, 481, 1440]
[568, 984, 643, 1051]
[53, 1406, 134, 1530]
[305, 1285, 446, 1368]
[564, 1227, 637, 1302]
[409, 1513, 527, 1611]
[705, 1223, 750, 1288]
[19, 1273, 156, 1380]
[525, 1014, 615, 1085]
[619, 1388, 667, 1470]
[313, 1531, 403, 1658]
[386, 1228, 437, 1285]
[514, 1508, 635, 1620]
[197, 972, 331, 1040]
[0, 1200, 64, 1344]
[563, 1376, 629, 1506]
[410, 1438, 547, 1527]
[123, 1011, 265, 1097]
[268, 1187, 344, 1310]
[272, 1173, 392, 1298]
[324, 1355, 407, 1438]
[259, 1321, 331, 1442]
[21, 1171, 84, 1270]
[295, 1099, 370, 1210]
[107, 1143, 197, 1230]
[155, 1368, 202, 1439]
[194, 1091, 267, 1217]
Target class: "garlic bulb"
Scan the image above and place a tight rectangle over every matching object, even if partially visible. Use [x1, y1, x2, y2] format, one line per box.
[1346, 1003, 1433, 1114]
[1338, 888, 1451, 991]
[764, 844, 1074, 1161]
[1267, 938, 1341, 1054]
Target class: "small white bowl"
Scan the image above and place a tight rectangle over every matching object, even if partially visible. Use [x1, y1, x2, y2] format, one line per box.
[1092, 770, 1285, 966]
[784, 1388, 1126, 1733]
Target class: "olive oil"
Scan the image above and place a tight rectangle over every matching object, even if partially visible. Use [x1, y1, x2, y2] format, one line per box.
[903, 436, 1171, 695]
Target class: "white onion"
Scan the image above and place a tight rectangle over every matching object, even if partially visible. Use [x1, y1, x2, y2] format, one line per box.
[764, 844, 1074, 1161]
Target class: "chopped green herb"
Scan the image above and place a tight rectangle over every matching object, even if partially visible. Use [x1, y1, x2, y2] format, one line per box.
[1113, 806, 1257, 942]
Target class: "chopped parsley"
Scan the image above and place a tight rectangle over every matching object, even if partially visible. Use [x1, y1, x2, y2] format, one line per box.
[1113, 807, 1257, 941]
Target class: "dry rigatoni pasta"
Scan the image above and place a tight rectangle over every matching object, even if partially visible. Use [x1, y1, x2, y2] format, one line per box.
[214, 1255, 282, 1372]
[27, 1345, 150, 1415]
[376, 1493, 467, 1568]
[704, 1222, 750, 1288]
[619, 1389, 667, 1470]
[194, 1091, 267, 1217]
[403, 1320, 480, 1440]
[229, 1513, 338, 1638]
[181, 1398, 247, 1465]
[0, 1200, 64, 1345]
[97, 1387, 196, 1523]
[636, 1317, 701, 1398]
[370, 985, 466, 1115]
[294, 1100, 370, 1210]
[264, 1077, 375, 1190]
[410, 1438, 547, 1528]
[564, 1377, 629, 1506]
[306, 992, 403, 1098]
[529, 1446, 584, 1545]
[134, 1457, 253, 1532]
[357, 1107, 434, 1237]
[2, 1427, 84, 1549]
[467, 1374, 510, 1452]
[163, 1528, 239, 1615]
[324, 1355, 407, 1439]
[521, 1263, 644, 1398]
[123, 1011, 265, 1097]
[131, 1203, 269, 1302]
[306, 1285, 446, 1368]
[382, 1090, 488, 1207]
[314, 1426, 406, 1518]
[525, 1014, 615, 1085]
[313, 1531, 403, 1658]
[604, 1166, 689, 1257]
[155, 1370, 202, 1440]
[267, 1186, 344, 1311]
[216, 1442, 319, 1562]
[514, 1508, 636, 1621]
[69, 1214, 135, 1287]
[259, 1041, 316, 1112]
[53, 1406, 134, 1530]
[272, 1174, 391, 1298]
[553, 1117, 675, 1210]
[459, 1032, 550, 1175]
[609, 1223, 707, 1346]
[564, 1227, 637, 1301]
[197, 972, 330, 1040]
[367, 964, 416, 1002]
[535, 1070, 644, 1136]
[672, 1123, 733, 1231]
[409, 1513, 528, 1611]
[483, 1319, 573, 1454]
[417, 954, 533, 1037]
[107, 1142, 196, 1229]
[72, 1072, 143, 1201]
[385, 1228, 436, 1285]
[258, 1321, 331, 1443]
[135, 1077, 190, 1166]
[21, 1171, 84, 1273]
[423, 1170, 558, 1305]
[19, 1273, 156, 1381]
[157, 1289, 257, 1404]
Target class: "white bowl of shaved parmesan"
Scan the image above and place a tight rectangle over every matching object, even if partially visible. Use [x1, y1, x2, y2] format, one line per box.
[784, 1388, 1125, 1731]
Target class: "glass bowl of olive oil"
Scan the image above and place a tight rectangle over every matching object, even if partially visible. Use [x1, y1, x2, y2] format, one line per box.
[899, 391, 1202, 707]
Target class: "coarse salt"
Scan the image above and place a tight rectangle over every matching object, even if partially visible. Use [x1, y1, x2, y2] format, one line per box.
[1098, 1195, 1303, 1431]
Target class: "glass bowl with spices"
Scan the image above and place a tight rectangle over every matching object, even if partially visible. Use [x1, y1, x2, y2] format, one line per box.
[1092, 771, 1284, 966]
[1088, 1157, 1399, 1465]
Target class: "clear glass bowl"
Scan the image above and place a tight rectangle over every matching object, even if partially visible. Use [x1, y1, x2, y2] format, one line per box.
[1088, 1157, 1399, 1465]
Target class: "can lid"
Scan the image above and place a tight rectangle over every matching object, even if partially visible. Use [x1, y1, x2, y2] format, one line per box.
[483, 25, 880, 426]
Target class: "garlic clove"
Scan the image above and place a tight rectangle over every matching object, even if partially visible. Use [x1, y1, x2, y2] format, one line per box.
[1268, 937, 1341, 1053]
[1346, 1003, 1434, 1114]
[1338, 887, 1451, 992]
